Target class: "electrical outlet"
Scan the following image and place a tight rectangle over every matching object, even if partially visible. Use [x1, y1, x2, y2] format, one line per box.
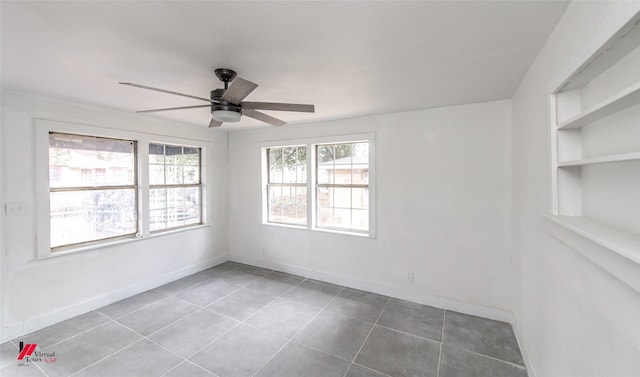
[406, 272, 415, 283]
[5, 202, 27, 216]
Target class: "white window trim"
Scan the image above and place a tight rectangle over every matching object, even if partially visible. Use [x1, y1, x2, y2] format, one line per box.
[35, 119, 210, 259]
[260, 132, 376, 238]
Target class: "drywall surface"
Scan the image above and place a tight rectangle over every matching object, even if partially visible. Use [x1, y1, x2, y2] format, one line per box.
[0, 90, 228, 341]
[228, 100, 512, 315]
[510, 2, 640, 376]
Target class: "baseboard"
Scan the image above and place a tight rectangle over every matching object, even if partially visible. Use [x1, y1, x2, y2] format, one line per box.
[512, 318, 536, 377]
[230, 254, 514, 323]
[3, 253, 228, 342]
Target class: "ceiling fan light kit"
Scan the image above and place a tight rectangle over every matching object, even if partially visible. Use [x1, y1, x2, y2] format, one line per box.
[120, 68, 315, 128]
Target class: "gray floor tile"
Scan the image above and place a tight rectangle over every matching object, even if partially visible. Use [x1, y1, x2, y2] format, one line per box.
[38, 321, 141, 377]
[346, 364, 389, 377]
[190, 324, 287, 377]
[377, 299, 444, 341]
[255, 342, 351, 377]
[154, 273, 214, 296]
[355, 326, 439, 377]
[163, 361, 217, 377]
[195, 261, 241, 279]
[177, 279, 240, 307]
[438, 345, 528, 377]
[246, 271, 304, 296]
[207, 288, 276, 321]
[294, 311, 372, 361]
[97, 290, 167, 319]
[117, 296, 199, 336]
[149, 309, 238, 358]
[245, 298, 320, 338]
[0, 363, 48, 377]
[325, 289, 388, 323]
[443, 311, 524, 366]
[281, 279, 343, 308]
[15, 311, 109, 349]
[73, 339, 182, 377]
[214, 264, 271, 286]
[1, 341, 18, 368]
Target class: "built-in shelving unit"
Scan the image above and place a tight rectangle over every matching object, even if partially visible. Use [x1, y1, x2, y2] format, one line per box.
[557, 151, 640, 167]
[557, 82, 640, 129]
[549, 14, 640, 268]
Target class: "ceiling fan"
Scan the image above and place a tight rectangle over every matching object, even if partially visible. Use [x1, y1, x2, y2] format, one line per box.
[120, 68, 315, 128]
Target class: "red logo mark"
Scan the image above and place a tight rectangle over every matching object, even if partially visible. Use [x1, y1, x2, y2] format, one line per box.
[17, 343, 37, 360]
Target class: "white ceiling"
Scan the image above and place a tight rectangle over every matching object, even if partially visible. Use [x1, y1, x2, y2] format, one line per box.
[1, 1, 568, 130]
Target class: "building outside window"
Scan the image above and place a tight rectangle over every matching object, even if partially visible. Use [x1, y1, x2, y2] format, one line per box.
[316, 142, 369, 233]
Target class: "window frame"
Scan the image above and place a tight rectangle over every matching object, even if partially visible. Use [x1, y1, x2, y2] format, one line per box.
[265, 145, 308, 227]
[148, 143, 203, 233]
[314, 141, 370, 235]
[36, 119, 209, 259]
[260, 133, 376, 238]
[48, 132, 139, 251]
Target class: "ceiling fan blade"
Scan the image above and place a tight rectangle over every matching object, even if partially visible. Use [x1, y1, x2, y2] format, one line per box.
[119, 82, 214, 103]
[241, 102, 315, 113]
[136, 104, 210, 113]
[242, 109, 286, 127]
[221, 77, 258, 104]
[209, 118, 223, 128]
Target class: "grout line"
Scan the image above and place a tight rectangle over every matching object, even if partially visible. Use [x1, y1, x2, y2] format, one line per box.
[341, 297, 391, 377]
[68, 337, 148, 377]
[351, 362, 395, 377]
[249, 279, 343, 377]
[445, 343, 528, 370]
[436, 310, 446, 377]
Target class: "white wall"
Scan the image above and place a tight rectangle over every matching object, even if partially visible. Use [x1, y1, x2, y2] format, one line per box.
[510, 2, 640, 377]
[228, 100, 513, 318]
[0, 90, 228, 341]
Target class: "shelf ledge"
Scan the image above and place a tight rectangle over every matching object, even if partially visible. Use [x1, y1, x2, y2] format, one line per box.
[557, 151, 640, 167]
[557, 82, 640, 129]
[543, 213, 640, 265]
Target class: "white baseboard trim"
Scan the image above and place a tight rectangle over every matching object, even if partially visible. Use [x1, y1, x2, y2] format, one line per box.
[512, 318, 536, 377]
[3, 254, 228, 342]
[230, 254, 514, 323]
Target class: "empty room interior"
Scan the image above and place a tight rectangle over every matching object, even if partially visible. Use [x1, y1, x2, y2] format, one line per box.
[1, 1, 639, 377]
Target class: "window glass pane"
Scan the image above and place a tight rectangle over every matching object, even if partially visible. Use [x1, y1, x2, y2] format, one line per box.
[166, 165, 182, 184]
[150, 187, 201, 231]
[165, 145, 182, 164]
[315, 141, 369, 234]
[49, 133, 135, 188]
[352, 209, 369, 231]
[352, 188, 369, 209]
[182, 147, 200, 165]
[149, 143, 165, 164]
[149, 164, 165, 185]
[269, 148, 283, 183]
[149, 188, 166, 210]
[50, 189, 136, 248]
[184, 166, 200, 184]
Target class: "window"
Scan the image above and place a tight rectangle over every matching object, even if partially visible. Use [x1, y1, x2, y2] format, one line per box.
[316, 142, 369, 233]
[266, 146, 307, 225]
[48, 133, 137, 249]
[262, 135, 374, 237]
[149, 143, 202, 231]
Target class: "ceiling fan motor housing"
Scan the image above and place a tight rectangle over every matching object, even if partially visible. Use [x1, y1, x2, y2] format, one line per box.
[210, 88, 241, 113]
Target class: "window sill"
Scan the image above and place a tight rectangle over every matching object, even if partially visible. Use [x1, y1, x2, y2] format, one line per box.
[543, 213, 640, 292]
[39, 224, 211, 259]
[261, 222, 374, 238]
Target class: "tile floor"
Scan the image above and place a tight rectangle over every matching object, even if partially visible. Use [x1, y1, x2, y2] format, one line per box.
[1, 262, 528, 377]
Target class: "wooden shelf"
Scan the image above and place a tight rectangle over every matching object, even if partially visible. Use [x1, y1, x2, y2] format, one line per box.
[544, 213, 640, 265]
[557, 82, 640, 130]
[558, 151, 640, 167]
